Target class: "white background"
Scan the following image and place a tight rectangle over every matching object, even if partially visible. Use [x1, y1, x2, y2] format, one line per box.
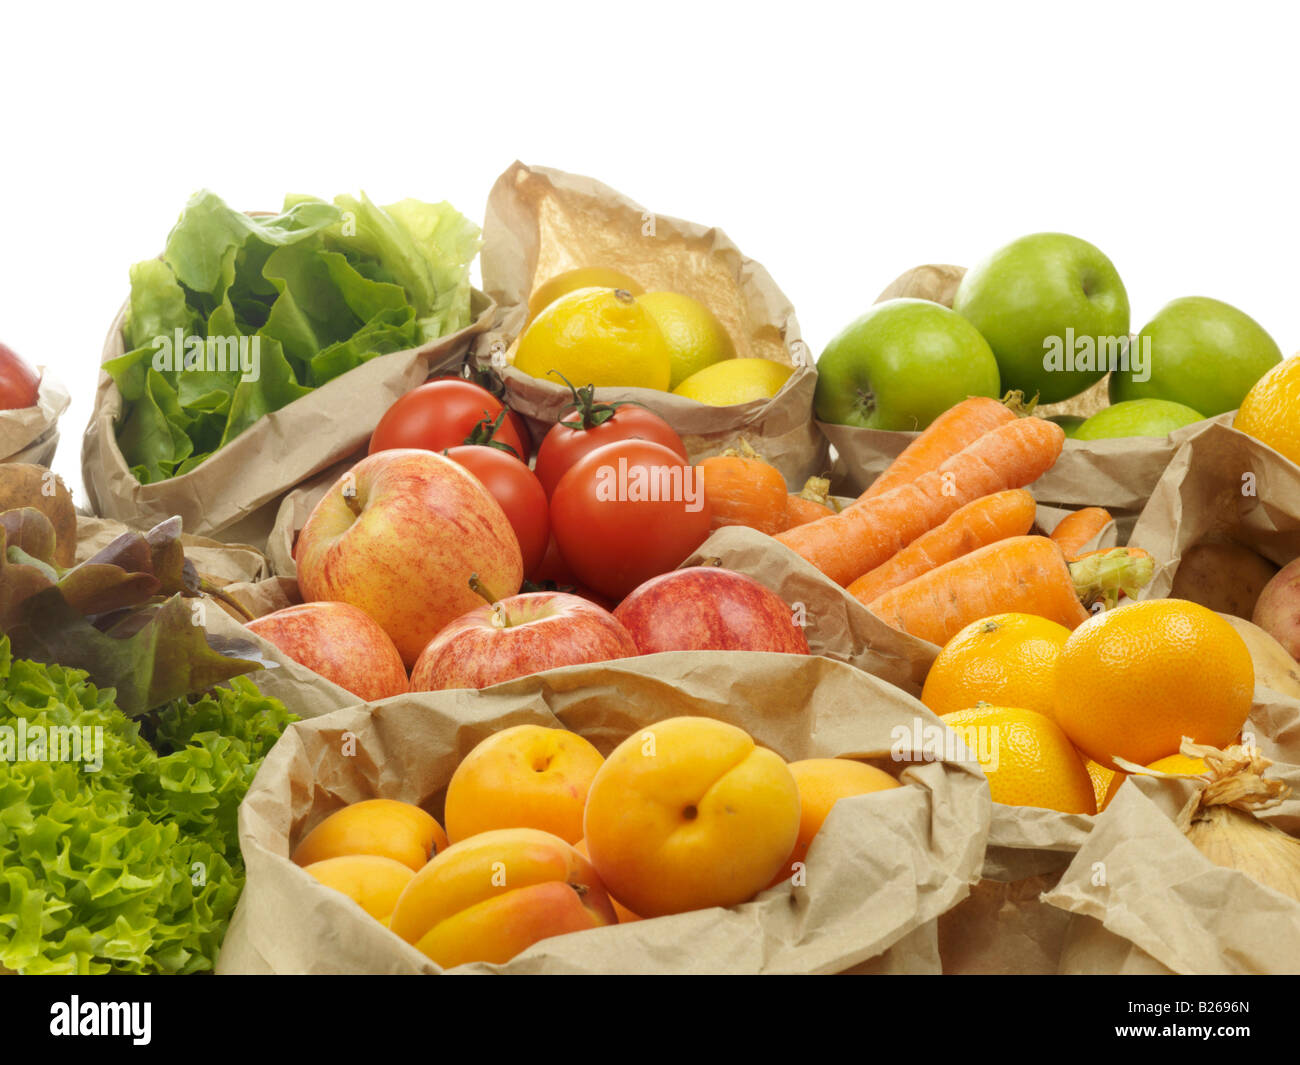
[2, 0, 1297, 504]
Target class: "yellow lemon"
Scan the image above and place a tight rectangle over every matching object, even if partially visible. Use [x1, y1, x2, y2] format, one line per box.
[527, 268, 644, 321]
[637, 291, 736, 389]
[514, 287, 671, 391]
[1234, 355, 1300, 467]
[673, 357, 793, 406]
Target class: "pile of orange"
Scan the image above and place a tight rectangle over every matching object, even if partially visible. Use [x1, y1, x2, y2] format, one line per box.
[922, 600, 1254, 814]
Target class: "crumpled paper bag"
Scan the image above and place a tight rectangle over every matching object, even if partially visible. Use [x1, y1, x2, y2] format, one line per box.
[82, 291, 494, 552]
[217, 652, 990, 974]
[0, 370, 69, 467]
[470, 162, 828, 486]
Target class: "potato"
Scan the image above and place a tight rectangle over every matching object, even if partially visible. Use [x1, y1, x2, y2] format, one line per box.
[1170, 539, 1279, 619]
[1252, 557, 1300, 663]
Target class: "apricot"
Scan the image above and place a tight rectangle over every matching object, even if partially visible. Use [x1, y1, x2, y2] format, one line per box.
[444, 725, 604, 844]
[574, 839, 640, 923]
[389, 827, 616, 968]
[582, 716, 800, 918]
[302, 855, 416, 922]
[291, 798, 449, 871]
[771, 758, 901, 886]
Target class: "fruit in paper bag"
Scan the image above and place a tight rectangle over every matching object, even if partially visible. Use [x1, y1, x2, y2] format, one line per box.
[389, 828, 617, 968]
[582, 716, 800, 917]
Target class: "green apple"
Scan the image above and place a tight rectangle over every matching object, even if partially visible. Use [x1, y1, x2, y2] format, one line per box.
[1110, 296, 1282, 416]
[1074, 398, 1205, 440]
[814, 298, 1000, 430]
[953, 233, 1130, 404]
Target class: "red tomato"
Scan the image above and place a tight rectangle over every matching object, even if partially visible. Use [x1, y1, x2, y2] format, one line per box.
[505, 409, 534, 463]
[444, 445, 549, 575]
[0, 341, 40, 411]
[550, 439, 712, 601]
[431, 373, 533, 462]
[529, 534, 578, 585]
[369, 380, 527, 459]
[534, 403, 686, 498]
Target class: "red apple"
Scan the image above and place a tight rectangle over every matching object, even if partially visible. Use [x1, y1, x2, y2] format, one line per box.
[614, 567, 811, 654]
[409, 591, 638, 692]
[296, 448, 524, 667]
[0, 341, 40, 410]
[246, 601, 408, 701]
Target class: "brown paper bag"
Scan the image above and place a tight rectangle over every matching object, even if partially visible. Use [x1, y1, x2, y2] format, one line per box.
[471, 162, 828, 486]
[939, 623, 1300, 974]
[1043, 767, 1300, 974]
[74, 514, 272, 588]
[0, 371, 69, 466]
[217, 652, 990, 974]
[82, 292, 494, 552]
[681, 526, 939, 695]
[819, 263, 1219, 530]
[1129, 417, 1300, 599]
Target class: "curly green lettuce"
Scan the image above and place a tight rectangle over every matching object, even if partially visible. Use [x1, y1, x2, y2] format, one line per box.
[0, 642, 294, 974]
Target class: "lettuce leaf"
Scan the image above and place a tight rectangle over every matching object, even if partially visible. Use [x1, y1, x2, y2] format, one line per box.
[110, 189, 481, 484]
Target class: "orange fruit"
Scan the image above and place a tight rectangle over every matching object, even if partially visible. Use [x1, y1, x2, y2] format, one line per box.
[939, 705, 1096, 814]
[1100, 752, 1210, 811]
[528, 268, 643, 320]
[1083, 757, 1115, 812]
[921, 613, 1072, 720]
[1054, 599, 1254, 769]
[1234, 355, 1300, 466]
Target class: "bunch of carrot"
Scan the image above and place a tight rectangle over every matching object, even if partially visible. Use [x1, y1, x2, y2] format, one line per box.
[773, 396, 1149, 645]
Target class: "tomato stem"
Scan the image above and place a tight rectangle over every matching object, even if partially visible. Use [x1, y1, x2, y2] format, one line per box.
[464, 409, 520, 458]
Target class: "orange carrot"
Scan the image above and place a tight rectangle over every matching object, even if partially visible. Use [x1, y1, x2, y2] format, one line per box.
[846, 489, 1037, 603]
[860, 395, 1017, 501]
[783, 476, 837, 530]
[1050, 507, 1114, 559]
[865, 538, 1155, 646]
[776, 416, 1066, 586]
